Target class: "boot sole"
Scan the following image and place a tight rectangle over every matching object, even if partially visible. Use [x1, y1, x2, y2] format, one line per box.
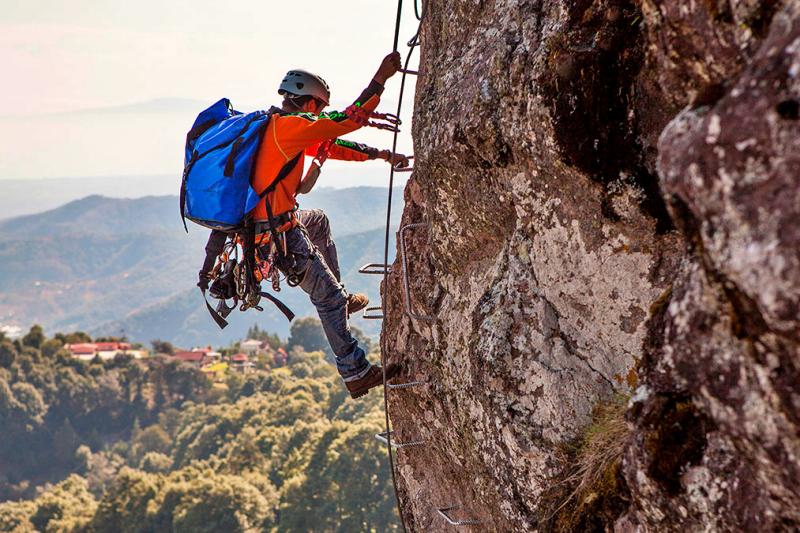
[349, 389, 370, 399]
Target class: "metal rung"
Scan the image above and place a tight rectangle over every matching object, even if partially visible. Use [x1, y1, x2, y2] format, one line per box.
[375, 431, 425, 449]
[363, 306, 384, 320]
[437, 506, 481, 526]
[393, 155, 414, 175]
[387, 380, 427, 390]
[400, 68, 419, 75]
[400, 223, 436, 322]
[358, 263, 392, 275]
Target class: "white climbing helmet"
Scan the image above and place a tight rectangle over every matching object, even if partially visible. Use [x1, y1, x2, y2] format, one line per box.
[278, 69, 331, 105]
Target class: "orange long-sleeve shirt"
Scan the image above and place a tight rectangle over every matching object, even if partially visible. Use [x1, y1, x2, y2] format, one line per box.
[251, 80, 384, 219]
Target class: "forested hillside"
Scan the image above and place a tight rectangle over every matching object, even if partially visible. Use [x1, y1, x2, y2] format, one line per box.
[0, 326, 398, 532]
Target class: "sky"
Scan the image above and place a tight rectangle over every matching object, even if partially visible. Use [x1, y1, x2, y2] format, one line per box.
[0, 0, 420, 186]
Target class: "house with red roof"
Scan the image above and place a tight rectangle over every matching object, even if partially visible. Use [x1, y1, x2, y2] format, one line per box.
[230, 352, 253, 374]
[66, 343, 98, 360]
[173, 350, 208, 367]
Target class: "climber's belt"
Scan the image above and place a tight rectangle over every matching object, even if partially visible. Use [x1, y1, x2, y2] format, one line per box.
[254, 212, 299, 245]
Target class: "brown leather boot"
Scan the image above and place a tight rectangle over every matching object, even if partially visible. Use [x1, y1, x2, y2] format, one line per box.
[346, 364, 401, 399]
[346, 293, 370, 317]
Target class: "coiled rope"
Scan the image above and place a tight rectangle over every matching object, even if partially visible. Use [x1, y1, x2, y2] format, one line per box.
[381, 1, 424, 532]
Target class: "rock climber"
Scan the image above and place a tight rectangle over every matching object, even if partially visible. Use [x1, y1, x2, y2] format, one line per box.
[249, 51, 407, 398]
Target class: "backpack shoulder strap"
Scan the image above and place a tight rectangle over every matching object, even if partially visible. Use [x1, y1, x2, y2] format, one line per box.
[259, 152, 302, 200]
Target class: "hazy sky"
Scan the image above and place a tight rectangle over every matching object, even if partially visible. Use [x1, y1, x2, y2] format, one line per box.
[0, 0, 419, 184]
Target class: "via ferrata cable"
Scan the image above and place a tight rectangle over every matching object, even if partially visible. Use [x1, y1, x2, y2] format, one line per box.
[381, 1, 423, 532]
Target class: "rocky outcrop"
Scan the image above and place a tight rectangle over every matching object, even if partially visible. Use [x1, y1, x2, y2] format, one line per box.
[380, 0, 800, 531]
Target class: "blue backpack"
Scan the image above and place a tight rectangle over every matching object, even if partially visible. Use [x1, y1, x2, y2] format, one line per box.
[179, 99, 300, 328]
[180, 98, 299, 231]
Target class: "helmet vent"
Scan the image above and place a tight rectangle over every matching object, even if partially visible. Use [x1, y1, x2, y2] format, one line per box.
[296, 83, 304, 90]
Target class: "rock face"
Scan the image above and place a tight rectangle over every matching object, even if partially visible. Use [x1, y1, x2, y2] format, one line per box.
[380, 0, 800, 531]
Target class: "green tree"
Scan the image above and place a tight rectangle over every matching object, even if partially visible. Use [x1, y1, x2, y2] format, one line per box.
[53, 418, 81, 464]
[0, 381, 46, 432]
[0, 499, 36, 532]
[130, 424, 171, 465]
[95, 336, 128, 343]
[140, 452, 172, 473]
[22, 325, 45, 350]
[92, 468, 161, 533]
[55, 332, 92, 344]
[246, 323, 266, 341]
[267, 332, 283, 350]
[0, 341, 17, 368]
[287, 317, 328, 353]
[150, 339, 175, 355]
[41, 338, 64, 359]
[30, 475, 96, 532]
[168, 474, 273, 533]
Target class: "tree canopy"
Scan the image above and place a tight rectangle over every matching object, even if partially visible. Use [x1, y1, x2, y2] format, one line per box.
[0, 325, 396, 532]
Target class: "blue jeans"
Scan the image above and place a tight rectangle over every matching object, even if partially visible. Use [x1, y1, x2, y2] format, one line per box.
[270, 213, 370, 382]
[297, 209, 341, 282]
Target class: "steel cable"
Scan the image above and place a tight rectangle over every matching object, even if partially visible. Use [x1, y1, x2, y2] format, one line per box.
[381, 1, 424, 532]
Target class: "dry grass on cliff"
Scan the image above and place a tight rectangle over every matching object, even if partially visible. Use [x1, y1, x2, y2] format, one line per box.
[540, 393, 631, 532]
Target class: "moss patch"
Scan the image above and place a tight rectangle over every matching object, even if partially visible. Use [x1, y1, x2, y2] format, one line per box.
[538, 393, 631, 532]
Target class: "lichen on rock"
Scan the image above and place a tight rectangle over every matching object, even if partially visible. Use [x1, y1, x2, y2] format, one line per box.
[380, 0, 800, 531]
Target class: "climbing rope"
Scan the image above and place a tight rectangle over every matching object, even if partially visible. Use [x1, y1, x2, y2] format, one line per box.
[381, 1, 424, 532]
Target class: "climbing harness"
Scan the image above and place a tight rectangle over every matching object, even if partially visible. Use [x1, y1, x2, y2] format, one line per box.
[361, 0, 481, 528]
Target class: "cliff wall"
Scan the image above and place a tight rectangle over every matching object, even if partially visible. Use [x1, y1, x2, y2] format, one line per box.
[381, 0, 800, 530]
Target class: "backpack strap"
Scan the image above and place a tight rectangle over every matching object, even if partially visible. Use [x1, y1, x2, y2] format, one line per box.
[258, 151, 303, 259]
[201, 288, 230, 329]
[260, 291, 295, 321]
[230, 151, 302, 327]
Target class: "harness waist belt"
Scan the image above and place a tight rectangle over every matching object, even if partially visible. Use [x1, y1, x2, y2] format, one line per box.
[254, 211, 296, 232]
[253, 212, 299, 246]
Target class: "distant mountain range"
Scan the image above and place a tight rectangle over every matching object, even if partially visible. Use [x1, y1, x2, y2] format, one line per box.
[0, 188, 403, 347]
[0, 170, 404, 220]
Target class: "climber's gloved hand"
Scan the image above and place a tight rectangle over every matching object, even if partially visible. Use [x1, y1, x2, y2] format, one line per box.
[380, 150, 410, 169]
[373, 51, 402, 85]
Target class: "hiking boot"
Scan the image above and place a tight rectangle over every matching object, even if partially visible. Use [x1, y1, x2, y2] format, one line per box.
[346, 364, 401, 399]
[346, 293, 370, 317]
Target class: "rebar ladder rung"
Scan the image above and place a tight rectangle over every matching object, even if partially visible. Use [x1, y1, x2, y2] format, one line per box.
[437, 506, 481, 526]
[358, 263, 392, 275]
[386, 380, 427, 390]
[393, 155, 414, 174]
[363, 306, 384, 320]
[375, 431, 425, 449]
